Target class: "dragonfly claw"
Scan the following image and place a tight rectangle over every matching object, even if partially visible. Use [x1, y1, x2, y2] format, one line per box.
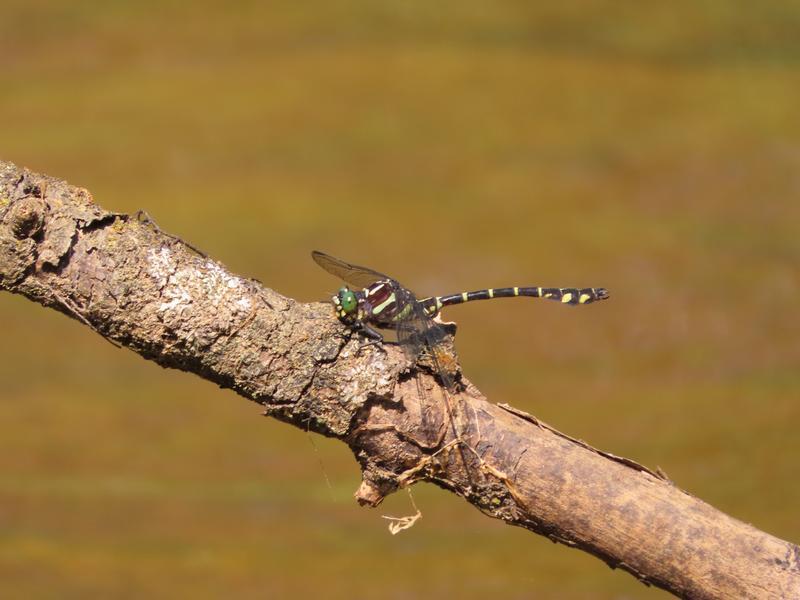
[355, 339, 383, 356]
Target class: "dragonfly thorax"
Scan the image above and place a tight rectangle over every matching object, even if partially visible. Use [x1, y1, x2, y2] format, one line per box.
[330, 279, 414, 329]
[359, 279, 412, 327]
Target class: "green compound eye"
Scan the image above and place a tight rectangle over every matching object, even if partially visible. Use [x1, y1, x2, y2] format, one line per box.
[338, 287, 357, 314]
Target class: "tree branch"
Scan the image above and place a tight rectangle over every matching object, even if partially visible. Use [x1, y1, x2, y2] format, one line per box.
[1, 160, 797, 599]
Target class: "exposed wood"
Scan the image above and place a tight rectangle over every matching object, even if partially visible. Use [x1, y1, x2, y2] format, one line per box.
[1, 160, 798, 599]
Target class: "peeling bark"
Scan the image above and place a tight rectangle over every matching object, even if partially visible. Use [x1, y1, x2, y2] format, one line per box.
[0, 160, 798, 599]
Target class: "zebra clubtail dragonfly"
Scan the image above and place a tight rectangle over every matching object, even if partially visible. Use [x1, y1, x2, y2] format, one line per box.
[312, 250, 609, 389]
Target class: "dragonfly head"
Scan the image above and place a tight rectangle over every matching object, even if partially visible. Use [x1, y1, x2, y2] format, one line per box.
[333, 286, 358, 320]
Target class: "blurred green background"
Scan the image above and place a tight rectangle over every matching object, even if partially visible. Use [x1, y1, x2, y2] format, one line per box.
[2, 1, 799, 598]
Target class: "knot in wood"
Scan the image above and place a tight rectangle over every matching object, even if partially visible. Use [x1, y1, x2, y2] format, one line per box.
[8, 197, 45, 239]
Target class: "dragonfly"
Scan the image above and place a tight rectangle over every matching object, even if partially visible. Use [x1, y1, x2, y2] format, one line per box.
[311, 250, 609, 390]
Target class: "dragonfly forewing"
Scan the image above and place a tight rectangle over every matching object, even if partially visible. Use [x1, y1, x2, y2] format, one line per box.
[312, 250, 393, 290]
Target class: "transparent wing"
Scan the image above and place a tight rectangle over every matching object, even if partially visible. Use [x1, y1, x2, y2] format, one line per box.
[396, 289, 456, 391]
[311, 250, 393, 289]
[394, 286, 426, 361]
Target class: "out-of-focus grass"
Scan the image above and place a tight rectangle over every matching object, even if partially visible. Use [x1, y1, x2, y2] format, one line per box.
[1, 1, 799, 598]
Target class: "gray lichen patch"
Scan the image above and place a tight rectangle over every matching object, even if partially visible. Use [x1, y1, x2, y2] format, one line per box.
[144, 246, 258, 352]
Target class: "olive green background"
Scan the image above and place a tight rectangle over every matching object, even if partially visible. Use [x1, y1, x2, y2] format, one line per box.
[2, 2, 799, 598]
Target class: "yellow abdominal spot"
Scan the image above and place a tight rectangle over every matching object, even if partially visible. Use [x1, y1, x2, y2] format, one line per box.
[561, 293, 573, 303]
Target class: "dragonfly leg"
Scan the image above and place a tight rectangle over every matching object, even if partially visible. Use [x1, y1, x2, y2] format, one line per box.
[355, 322, 384, 354]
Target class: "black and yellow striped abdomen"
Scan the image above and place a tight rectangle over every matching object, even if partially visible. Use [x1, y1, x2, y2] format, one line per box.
[419, 286, 609, 316]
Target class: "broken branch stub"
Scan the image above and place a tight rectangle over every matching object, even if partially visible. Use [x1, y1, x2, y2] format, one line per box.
[0, 160, 798, 599]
